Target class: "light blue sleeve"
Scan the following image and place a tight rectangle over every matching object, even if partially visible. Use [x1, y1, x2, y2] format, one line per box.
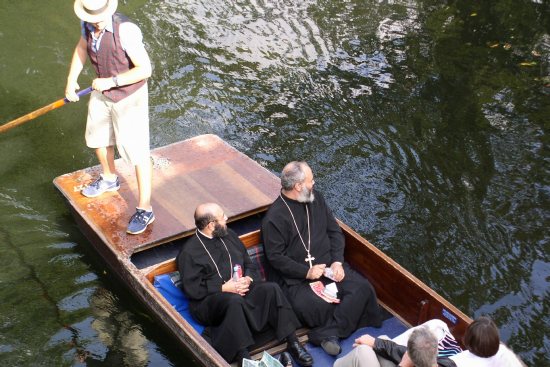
[80, 21, 87, 39]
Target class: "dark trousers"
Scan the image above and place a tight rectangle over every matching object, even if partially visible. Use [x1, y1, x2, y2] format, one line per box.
[191, 282, 299, 362]
[284, 264, 382, 345]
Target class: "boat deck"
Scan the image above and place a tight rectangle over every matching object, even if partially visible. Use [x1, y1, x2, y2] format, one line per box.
[53, 134, 280, 257]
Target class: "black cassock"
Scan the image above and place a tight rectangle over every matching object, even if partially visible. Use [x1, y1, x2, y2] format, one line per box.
[261, 190, 383, 345]
[177, 228, 299, 362]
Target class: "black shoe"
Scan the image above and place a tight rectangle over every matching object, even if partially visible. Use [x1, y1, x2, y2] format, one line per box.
[287, 341, 313, 366]
[235, 348, 251, 367]
[321, 336, 341, 356]
[279, 351, 293, 367]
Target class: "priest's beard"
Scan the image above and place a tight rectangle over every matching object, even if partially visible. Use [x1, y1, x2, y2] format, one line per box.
[212, 222, 228, 237]
[297, 186, 315, 203]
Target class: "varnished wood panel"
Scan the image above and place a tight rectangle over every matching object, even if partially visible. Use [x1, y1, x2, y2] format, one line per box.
[53, 134, 280, 257]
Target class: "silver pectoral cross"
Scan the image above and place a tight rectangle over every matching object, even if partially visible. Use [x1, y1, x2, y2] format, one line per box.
[305, 253, 315, 268]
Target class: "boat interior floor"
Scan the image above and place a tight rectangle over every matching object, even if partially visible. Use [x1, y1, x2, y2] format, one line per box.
[243, 315, 407, 366]
[297, 316, 406, 366]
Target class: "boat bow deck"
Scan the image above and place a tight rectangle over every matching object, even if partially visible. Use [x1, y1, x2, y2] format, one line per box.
[53, 134, 280, 257]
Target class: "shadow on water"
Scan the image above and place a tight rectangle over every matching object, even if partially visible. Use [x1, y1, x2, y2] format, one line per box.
[0, 188, 189, 366]
[0, 219, 84, 362]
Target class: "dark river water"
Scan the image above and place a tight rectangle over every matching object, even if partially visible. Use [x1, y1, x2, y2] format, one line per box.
[1, 1, 548, 366]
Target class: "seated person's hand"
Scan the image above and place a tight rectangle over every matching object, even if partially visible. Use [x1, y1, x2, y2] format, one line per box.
[353, 334, 375, 347]
[222, 279, 248, 296]
[330, 262, 345, 282]
[306, 264, 326, 280]
[235, 277, 250, 296]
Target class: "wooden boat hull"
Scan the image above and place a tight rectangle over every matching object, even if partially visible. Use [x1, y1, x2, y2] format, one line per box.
[54, 134, 471, 367]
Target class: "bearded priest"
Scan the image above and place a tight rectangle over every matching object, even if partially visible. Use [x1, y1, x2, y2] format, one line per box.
[261, 161, 384, 357]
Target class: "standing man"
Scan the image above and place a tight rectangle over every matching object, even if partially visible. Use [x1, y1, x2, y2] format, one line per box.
[261, 161, 384, 356]
[65, 0, 154, 234]
[177, 203, 313, 367]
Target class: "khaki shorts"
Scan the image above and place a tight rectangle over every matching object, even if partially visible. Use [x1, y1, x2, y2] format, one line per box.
[85, 84, 150, 165]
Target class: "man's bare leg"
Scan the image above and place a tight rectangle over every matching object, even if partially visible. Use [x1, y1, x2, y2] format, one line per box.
[95, 146, 117, 180]
[135, 159, 152, 211]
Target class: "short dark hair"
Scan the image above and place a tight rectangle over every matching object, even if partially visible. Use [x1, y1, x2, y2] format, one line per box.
[463, 316, 500, 358]
[195, 212, 216, 230]
[407, 326, 438, 367]
[281, 161, 307, 191]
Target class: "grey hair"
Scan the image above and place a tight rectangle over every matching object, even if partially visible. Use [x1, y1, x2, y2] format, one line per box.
[281, 161, 307, 191]
[407, 326, 438, 367]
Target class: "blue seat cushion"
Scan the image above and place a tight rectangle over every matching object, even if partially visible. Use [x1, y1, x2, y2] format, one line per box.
[153, 272, 205, 334]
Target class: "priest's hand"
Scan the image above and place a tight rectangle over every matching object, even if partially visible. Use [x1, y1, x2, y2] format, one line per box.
[353, 334, 375, 348]
[330, 262, 345, 282]
[235, 277, 251, 296]
[306, 264, 326, 280]
[222, 278, 251, 296]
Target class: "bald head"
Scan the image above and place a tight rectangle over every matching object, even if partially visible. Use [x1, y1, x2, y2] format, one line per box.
[195, 203, 222, 230]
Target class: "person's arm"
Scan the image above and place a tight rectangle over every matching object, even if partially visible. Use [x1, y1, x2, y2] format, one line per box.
[354, 334, 376, 347]
[262, 216, 310, 280]
[219, 230, 253, 296]
[315, 192, 346, 281]
[372, 338, 408, 364]
[354, 334, 407, 364]
[178, 243, 224, 300]
[234, 230, 257, 292]
[65, 36, 87, 101]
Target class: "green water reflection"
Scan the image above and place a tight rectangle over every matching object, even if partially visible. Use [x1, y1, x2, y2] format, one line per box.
[1, 0, 548, 365]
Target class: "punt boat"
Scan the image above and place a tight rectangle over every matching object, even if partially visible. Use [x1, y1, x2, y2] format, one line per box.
[53, 134, 471, 366]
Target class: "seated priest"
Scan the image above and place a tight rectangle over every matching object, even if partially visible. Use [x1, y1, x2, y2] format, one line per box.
[261, 161, 384, 356]
[177, 203, 313, 367]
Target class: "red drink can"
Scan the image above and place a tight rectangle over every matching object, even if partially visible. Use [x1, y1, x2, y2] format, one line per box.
[233, 264, 242, 281]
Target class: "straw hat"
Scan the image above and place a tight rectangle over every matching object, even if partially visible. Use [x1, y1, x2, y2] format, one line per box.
[74, 0, 118, 23]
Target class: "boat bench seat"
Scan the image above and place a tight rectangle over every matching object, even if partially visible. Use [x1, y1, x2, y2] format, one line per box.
[152, 238, 409, 363]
